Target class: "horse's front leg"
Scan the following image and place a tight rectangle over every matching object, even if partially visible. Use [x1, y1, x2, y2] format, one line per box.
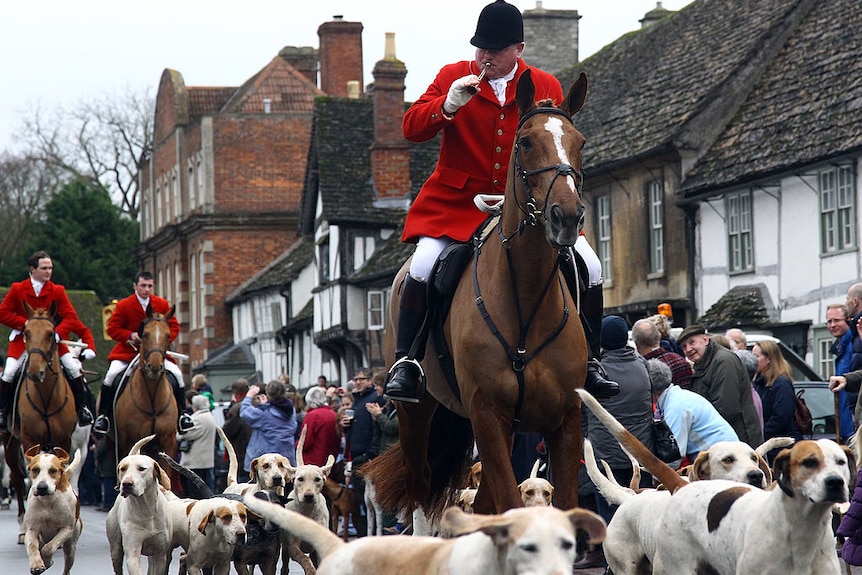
[544, 406, 582, 510]
[470, 390, 521, 513]
[398, 399, 438, 507]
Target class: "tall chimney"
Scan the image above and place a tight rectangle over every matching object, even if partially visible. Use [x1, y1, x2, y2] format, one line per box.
[523, 3, 580, 71]
[318, 16, 364, 97]
[371, 32, 409, 207]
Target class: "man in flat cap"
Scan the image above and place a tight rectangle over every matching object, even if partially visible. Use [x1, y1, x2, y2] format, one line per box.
[678, 325, 763, 447]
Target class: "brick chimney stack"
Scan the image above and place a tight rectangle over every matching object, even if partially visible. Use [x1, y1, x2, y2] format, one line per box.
[318, 16, 364, 97]
[279, 46, 319, 86]
[371, 32, 410, 207]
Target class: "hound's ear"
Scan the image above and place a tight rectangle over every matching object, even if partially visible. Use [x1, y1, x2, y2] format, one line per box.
[567, 507, 606, 543]
[53, 447, 71, 466]
[25, 444, 42, 461]
[441, 507, 513, 545]
[774, 449, 794, 497]
[843, 445, 858, 492]
[756, 452, 773, 485]
[689, 451, 711, 481]
[249, 458, 259, 482]
[154, 464, 171, 490]
[198, 511, 214, 534]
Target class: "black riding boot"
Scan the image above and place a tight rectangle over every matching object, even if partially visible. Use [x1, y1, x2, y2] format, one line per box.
[171, 375, 195, 431]
[580, 284, 620, 398]
[384, 274, 429, 404]
[69, 375, 94, 426]
[93, 383, 116, 435]
[0, 379, 13, 428]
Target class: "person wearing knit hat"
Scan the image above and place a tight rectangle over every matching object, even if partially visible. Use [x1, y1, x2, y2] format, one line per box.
[578, 314, 653, 569]
[386, 0, 617, 402]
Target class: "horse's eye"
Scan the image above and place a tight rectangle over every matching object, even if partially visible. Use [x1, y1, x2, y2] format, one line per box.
[518, 137, 531, 151]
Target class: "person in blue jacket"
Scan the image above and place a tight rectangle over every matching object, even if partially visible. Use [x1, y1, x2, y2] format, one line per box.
[240, 379, 297, 474]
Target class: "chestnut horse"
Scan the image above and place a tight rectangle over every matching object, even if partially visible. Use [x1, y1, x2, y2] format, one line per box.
[110, 305, 178, 470]
[3, 301, 78, 541]
[365, 71, 591, 517]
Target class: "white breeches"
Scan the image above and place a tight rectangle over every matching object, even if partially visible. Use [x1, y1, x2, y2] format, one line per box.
[575, 235, 603, 287]
[2, 352, 82, 383]
[104, 358, 184, 387]
[409, 236, 452, 283]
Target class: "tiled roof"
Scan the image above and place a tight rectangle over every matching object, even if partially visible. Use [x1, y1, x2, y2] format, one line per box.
[221, 55, 322, 115]
[680, 0, 862, 196]
[557, 0, 806, 172]
[696, 284, 776, 329]
[187, 87, 236, 122]
[302, 98, 439, 228]
[224, 239, 313, 305]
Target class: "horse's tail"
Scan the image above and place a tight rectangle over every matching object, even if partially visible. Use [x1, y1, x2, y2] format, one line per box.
[216, 427, 238, 486]
[361, 406, 473, 522]
[576, 389, 687, 493]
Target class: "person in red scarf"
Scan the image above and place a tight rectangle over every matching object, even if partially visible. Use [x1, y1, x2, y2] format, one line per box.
[384, 0, 618, 403]
[0, 251, 96, 427]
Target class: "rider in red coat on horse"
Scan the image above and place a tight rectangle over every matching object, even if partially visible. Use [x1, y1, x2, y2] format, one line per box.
[0, 251, 96, 428]
[92, 271, 192, 434]
[385, 0, 618, 403]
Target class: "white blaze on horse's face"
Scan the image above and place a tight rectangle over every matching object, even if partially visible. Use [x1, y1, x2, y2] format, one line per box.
[544, 116, 577, 194]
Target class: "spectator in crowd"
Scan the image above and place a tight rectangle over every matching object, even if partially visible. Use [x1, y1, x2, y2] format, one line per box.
[827, 303, 856, 438]
[647, 359, 737, 461]
[725, 328, 748, 351]
[710, 334, 733, 349]
[176, 394, 217, 497]
[752, 340, 802, 462]
[579, 315, 654, 569]
[317, 375, 328, 389]
[733, 349, 765, 432]
[679, 325, 763, 447]
[191, 374, 215, 411]
[222, 378, 253, 483]
[300, 387, 341, 466]
[367, 370, 399, 455]
[341, 367, 384, 537]
[648, 313, 684, 356]
[241, 380, 297, 473]
[632, 318, 693, 389]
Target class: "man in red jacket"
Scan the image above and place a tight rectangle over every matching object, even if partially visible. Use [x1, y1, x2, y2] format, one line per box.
[0, 251, 96, 427]
[385, 0, 618, 403]
[92, 271, 192, 434]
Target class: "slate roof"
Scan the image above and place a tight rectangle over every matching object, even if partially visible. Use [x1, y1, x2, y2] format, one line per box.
[224, 239, 313, 305]
[196, 340, 255, 369]
[556, 0, 807, 172]
[695, 284, 776, 329]
[300, 97, 440, 232]
[351, 216, 414, 284]
[680, 0, 862, 196]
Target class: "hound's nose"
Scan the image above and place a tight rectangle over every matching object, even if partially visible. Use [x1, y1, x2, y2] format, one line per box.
[747, 470, 764, 486]
[35, 482, 50, 496]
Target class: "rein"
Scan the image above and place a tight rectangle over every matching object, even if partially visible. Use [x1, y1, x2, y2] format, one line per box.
[472, 106, 580, 432]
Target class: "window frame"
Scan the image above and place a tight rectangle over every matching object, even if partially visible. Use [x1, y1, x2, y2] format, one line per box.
[726, 189, 754, 274]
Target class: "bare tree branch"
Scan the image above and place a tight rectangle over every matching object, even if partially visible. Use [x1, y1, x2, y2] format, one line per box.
[17, 86, 154, 219]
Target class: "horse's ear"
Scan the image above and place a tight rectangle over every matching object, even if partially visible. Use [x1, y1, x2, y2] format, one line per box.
[563, 72, 588, 117]
[516, 68, 536, 116]
[48, 301, 58, 320]
[24, 300, 35, 318]
[145, 302, 154, 318]
[165, 305, 175, 321]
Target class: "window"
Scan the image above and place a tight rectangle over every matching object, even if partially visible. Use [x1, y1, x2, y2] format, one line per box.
[270, 302, 283, 332]
[189, 254, 198, 329]
[367, 290, 385, 330]
[198, 250, 205, 329]
[596, 195, 611, 282]
[196, 158, 203, 205]
[318, 240, 330, 284]
[821, 165, 856, 254]
[816, 334, 835, 379]
[188, 163, 195, 210]
[647, 180, 664, 274]
[172, 171, 179, 221]
[727, 190, 754, 273]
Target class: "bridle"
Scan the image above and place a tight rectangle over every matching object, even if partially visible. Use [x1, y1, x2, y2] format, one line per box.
[24, 316, 59, 378]
[505, 106, 585, 235]
[137, 316, 170, 380]
[22, 315, 69, 445]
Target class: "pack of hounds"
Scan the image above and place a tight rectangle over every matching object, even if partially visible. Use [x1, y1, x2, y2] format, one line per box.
[15, 387, 857, 575]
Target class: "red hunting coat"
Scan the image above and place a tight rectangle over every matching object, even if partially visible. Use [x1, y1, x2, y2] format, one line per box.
[0, 278, 96, 359]
[401, 58, 564, 243]
[107, 294, 180, 363]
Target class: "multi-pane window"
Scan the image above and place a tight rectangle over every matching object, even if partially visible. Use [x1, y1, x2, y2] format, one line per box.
[188, 163, 195, 211]
[821, 165, 856, 254]
[647, 180, 664, 274]
[596, 195, 611, 282]
[318, 240, 330, 284]
[367, 290, 385, 330]
[727, 190, 754, 273]
[189, 254, 198, 329]
[198, 250, 205, 328]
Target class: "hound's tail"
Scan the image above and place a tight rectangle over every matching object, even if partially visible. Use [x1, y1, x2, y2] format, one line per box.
[244, 493, 343, 558]
[583, 439, 636, 506]
[217, 427, 239, 487]
[128, 434, 156, 456]
[576, 389, 687, 493]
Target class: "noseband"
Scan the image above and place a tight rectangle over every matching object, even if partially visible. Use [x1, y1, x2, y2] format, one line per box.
[510, 107, 585, 230]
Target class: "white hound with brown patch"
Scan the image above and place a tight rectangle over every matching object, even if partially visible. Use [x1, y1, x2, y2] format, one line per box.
[244, 493, 607, 575]
[22, 446, 83, 575]
[518, 459, 554, 507]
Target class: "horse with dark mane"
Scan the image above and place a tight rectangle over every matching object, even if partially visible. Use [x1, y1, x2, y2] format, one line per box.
[364, 71, 591, 518]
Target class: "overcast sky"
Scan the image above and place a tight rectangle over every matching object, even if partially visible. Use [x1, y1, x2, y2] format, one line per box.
[0, 0, 693, 151]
